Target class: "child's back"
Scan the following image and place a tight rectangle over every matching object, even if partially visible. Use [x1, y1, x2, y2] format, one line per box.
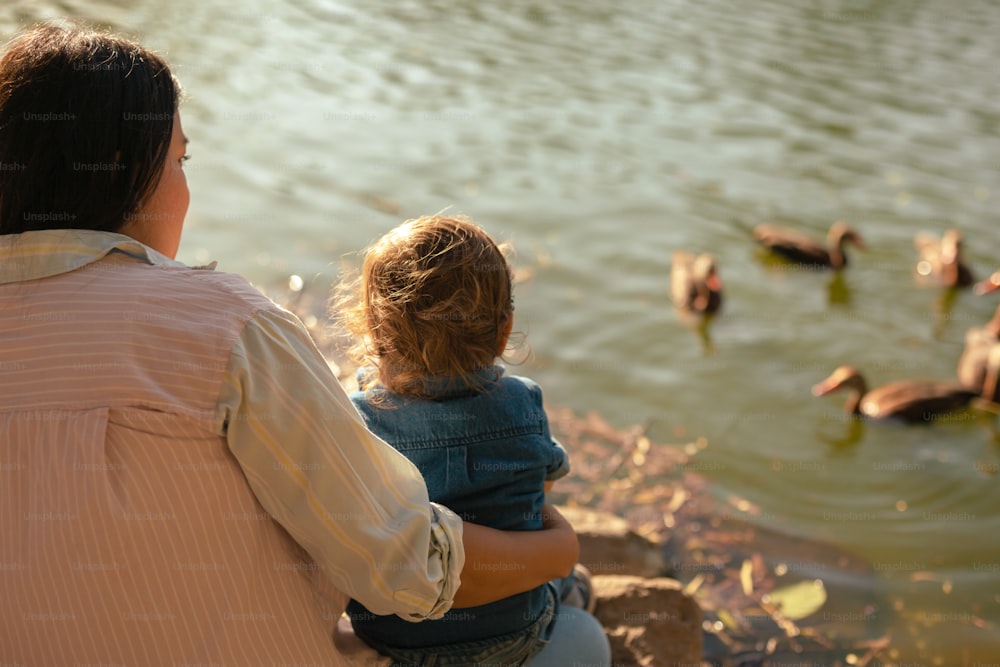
[346, 366, 568, 652]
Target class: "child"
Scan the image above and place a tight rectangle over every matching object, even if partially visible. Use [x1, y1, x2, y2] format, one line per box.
[335, 214, 607, 666]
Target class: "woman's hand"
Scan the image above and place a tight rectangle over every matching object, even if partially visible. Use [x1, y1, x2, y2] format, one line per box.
[451, 504, 579, 608]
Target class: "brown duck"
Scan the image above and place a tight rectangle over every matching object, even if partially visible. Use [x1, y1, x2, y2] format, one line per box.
[671, 251, 723, 315]
[914, 228, 974, 287]
[974, 269, 1000, 295]
[753, 220, 864, 269]
[812, 365, 977, 423]
[957, 304, 1000, 402]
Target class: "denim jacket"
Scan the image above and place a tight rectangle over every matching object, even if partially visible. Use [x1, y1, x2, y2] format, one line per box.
[347, 365, 570, 657]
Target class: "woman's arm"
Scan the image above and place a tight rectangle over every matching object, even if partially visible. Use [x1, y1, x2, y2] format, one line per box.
[452, 504, 578, 608]
[219, 308, 467, 621]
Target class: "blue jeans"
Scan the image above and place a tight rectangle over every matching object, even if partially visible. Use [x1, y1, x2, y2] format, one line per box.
[368, 585, 557, 667]
[364, 583, 611, 667]
[362, 579, 610, 667]
[525, 605, 611, 667]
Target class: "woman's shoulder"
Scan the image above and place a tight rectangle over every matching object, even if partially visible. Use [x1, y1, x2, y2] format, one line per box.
[147, 261, 284, 323]
[180, 264, 275, 304]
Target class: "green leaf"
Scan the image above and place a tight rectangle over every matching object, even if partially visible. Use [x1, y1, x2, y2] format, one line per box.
[763, 579, 827, 621]
[716, 608, 742, 631]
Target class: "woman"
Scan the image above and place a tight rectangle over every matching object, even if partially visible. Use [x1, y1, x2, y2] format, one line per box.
[0, 23, 587, 665]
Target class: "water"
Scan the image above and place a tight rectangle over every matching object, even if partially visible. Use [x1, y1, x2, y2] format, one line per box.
[3, 0, 999, 661]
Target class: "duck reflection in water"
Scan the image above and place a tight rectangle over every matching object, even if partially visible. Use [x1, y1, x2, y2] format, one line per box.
[930, 285, 963, 340]
[826, 270, 852, 305]
[817, 413, 866, 449]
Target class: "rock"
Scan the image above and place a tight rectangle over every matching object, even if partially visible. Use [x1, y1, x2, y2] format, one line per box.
[558, 505, 669, 578]
[592, 575, 703, 667]
[557, 506, 703, 666]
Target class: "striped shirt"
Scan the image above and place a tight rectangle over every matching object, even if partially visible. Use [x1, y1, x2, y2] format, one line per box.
[0, 229, 464, 665]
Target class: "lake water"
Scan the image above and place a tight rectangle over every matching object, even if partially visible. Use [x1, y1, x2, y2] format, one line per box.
[3, 0, 999, 662]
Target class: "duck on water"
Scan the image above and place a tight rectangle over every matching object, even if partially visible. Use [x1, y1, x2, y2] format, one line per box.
[670, 251, 723, 315]
[812, 365, 978, 423]
[752, 220, 865, 270]
[957, 304, 1000, 403]
[914, 228, 975, 288]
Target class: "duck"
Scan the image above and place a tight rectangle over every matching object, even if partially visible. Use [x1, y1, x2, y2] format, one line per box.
[974, 269, 1000, 295]
[914, 228, 974, 288]
[670, 251, 723, 315]
[811, 365, 977, 423]
[957, 304, 1000, 402]
[752, 220, 864, 270]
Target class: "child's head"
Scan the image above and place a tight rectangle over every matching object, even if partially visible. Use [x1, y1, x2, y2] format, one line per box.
[338, 214, 515, 397]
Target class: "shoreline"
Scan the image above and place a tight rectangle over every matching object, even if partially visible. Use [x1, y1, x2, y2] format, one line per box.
[273, 283, 997, 666]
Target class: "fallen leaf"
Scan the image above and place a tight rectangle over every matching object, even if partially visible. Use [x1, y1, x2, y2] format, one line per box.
[666, 488, 689, 513]
[763, 579, 827, 621]
[741, 559, 754, 596]
[683, 573, 705, 596]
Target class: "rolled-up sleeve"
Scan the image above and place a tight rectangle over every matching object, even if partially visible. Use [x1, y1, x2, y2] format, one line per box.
[215, 305, 464, 621]
[545, 438, 571, 482]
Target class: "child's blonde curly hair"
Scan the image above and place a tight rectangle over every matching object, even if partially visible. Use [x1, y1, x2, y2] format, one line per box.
[334, 214, 516, 398]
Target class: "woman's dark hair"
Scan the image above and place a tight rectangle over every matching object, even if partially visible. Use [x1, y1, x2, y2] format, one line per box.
[0, 22, 180, 234]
